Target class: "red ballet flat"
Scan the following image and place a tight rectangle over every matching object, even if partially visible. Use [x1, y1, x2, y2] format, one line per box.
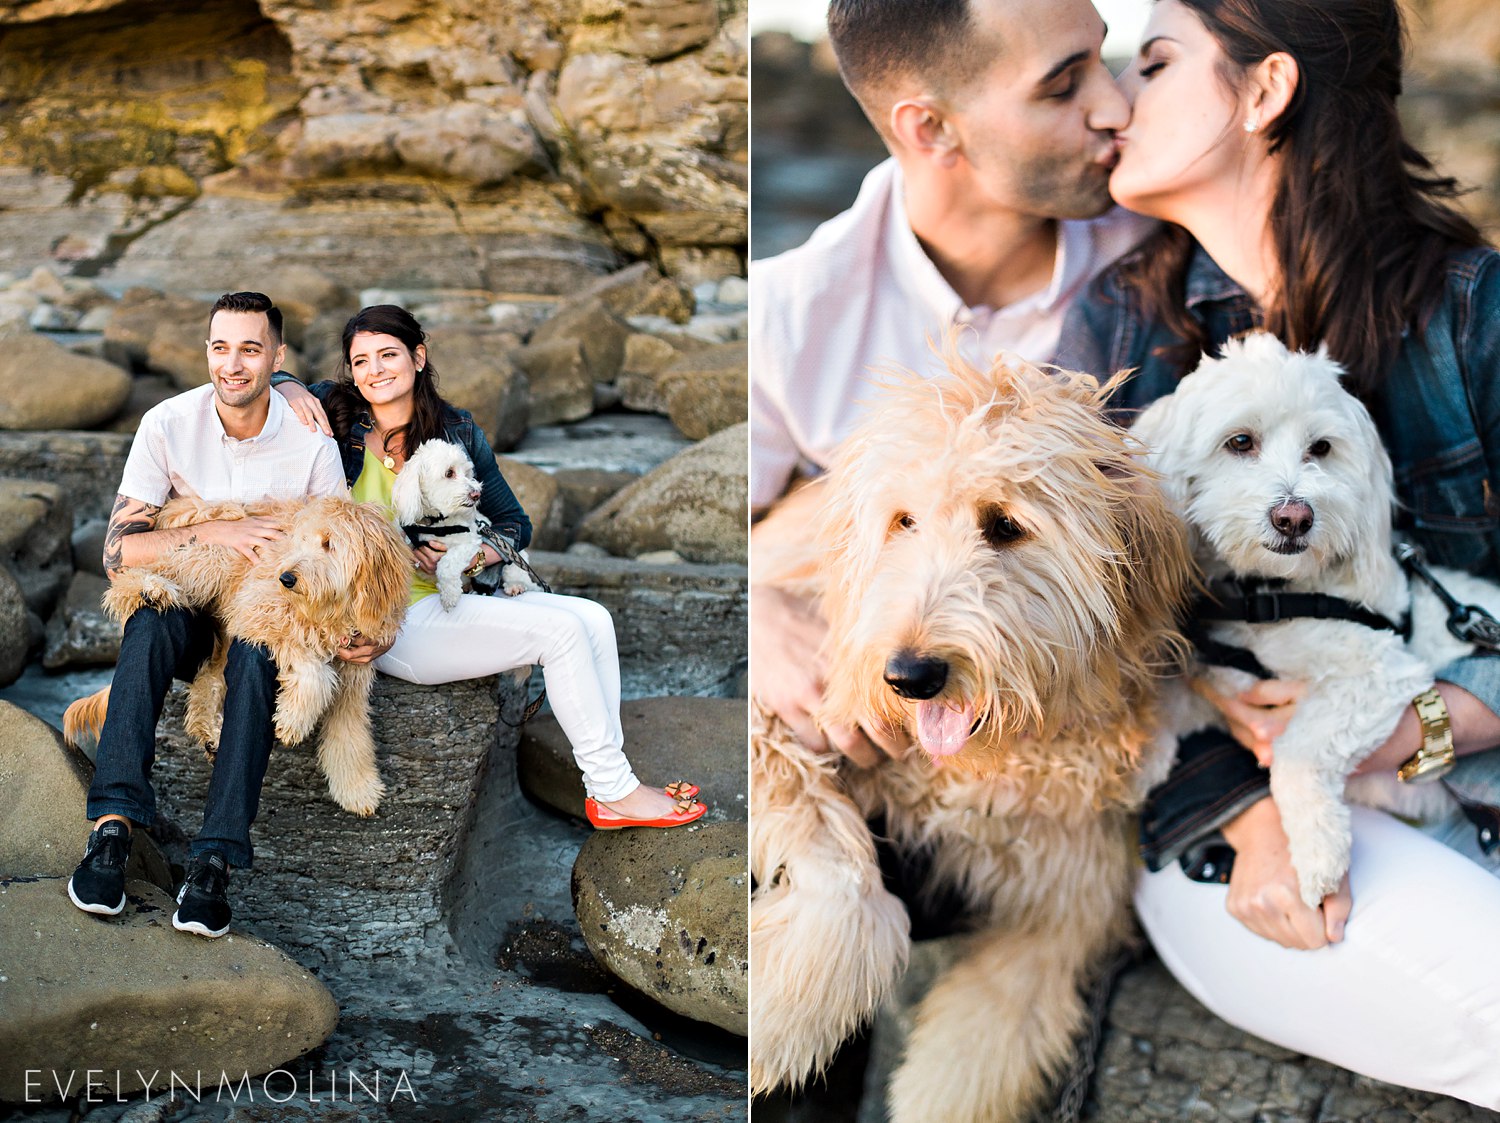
[585, 796, 707, 830]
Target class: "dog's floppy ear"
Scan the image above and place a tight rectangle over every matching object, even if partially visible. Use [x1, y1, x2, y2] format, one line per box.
[1128, 391, 1197, 514]
[390, 452, 427, 525]
[348, 503, 413, 642]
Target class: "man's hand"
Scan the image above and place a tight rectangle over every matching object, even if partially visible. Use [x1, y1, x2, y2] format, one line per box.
[1221, 795, 1351, 948]
[274, 378, 332, 436]
[195, 517, 286, 564]
[1192, 677, 1305, 767]
[750, 583, 908, 766]
[336, 632, 393, 664]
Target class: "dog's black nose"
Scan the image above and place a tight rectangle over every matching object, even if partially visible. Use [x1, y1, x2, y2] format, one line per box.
[884, 652, 948, 700]
[1270, 500, 1314, 538]
[279, 571, 297, 588]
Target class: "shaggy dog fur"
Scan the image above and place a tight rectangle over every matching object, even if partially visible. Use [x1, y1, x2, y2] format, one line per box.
[64, 496, 412, 817]
[1133, 332, 1500, 906]
[392, 439, 539, 607]
[750, 353, 1194, 1122]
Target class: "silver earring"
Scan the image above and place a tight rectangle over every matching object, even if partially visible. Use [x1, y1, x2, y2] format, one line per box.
[1243, 119, 1258, 133]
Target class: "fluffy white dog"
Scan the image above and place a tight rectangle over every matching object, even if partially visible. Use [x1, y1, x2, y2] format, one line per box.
[391, 439, 540, 609]
[1134, 332, 1500, 907]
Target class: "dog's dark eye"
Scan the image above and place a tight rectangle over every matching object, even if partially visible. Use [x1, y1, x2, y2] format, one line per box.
[891, 512, 917, 534]
[321, 537, 331, 551]
[980, 506, 1027, 549]
[1224, 433, 1257, 455]
[445, 468, 456, 479]
[1307, 439, 1332, 459]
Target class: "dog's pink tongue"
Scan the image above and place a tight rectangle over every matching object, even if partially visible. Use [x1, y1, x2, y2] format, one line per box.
[915, 700, 975, 759]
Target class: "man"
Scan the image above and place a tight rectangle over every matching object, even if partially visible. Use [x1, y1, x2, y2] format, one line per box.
[750, 0, 1152, 761]
[67, 291, 360, 938]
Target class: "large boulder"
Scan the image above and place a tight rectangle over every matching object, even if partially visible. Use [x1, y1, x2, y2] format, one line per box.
[552, 467, 637, 540]
[102, 288, 210, 374]
[617, 332, 682, 414]
[509, 336, 595, 426]
[271, 264, 352, 350]
[519, 696, 746, 823]
[497, 455, 568, 552]
[42, 571, 118, 670]
[0, 702, 170, 889]
[576, 423, 747, 563]
[571, 820, 747, 1035]
[0, 479, 74, 618]
[656, 340, 746, 439]
[103, 373, 179, 435]
[428, 327, 530, 451]
[0, 878, 339, 1103]
[569, 261, 694, 324]
[0, 330, 131, 430]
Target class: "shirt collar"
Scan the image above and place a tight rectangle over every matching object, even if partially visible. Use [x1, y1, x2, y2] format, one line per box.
[208, 383, 284, 444]
[1185, 242, 1250, 309]
[886, 166, 1082, 322]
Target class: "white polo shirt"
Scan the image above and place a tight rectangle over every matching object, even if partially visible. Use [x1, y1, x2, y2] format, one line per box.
[119, 384, 345, 506]
[749, 157, 1155, 511]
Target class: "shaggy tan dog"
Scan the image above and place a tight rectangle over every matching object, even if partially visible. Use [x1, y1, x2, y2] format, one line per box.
[64, 496, 412, 817]
[750, 354, 1194, 1122]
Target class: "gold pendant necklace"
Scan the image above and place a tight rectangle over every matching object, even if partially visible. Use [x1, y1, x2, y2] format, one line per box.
[371, 426, 396, 471]
[382, 453, 396, 470]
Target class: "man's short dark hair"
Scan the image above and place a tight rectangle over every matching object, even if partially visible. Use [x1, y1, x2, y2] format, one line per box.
[208, 291, 283, 347]
[827, 0, 987, 101]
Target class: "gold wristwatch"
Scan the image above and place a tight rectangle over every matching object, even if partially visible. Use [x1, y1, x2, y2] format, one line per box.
[1396, 687, 1456, 783]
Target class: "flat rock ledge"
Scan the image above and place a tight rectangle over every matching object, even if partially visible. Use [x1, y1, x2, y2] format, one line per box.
[518, 695, 747, 824]
[0, 877, 338, 1104]
[536, 549, 746, 698]
[150, 674, 517, 964]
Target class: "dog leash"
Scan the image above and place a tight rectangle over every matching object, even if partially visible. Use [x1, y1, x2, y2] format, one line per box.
[485, 533, 553, 727]
[1394, 542, 1500, 650]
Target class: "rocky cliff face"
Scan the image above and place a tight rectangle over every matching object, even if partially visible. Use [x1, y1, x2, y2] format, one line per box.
[0, 0, 747, 292]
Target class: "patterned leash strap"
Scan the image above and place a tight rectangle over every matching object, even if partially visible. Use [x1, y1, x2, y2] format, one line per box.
[1395, 542, 1500, 651]
[490, 533, 552, 595]
[1051, 943, 1139, 1123]
[489, 534, 551, 726]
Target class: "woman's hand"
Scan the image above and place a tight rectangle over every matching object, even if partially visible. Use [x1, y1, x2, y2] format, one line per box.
[335, 631, 393, 664]
[1221, 795, 1352, 948]
[273, 378, 332, 437]
[1192, 676, 1305, 766]
[412, 540, 445, 575]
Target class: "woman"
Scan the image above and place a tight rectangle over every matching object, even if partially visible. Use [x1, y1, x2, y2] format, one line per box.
[275, 305, 704, 828]
[1058, 0, 1500, 1106]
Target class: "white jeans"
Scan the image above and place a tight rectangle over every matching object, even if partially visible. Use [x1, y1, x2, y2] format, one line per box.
[1137, 798, 1500, 1108]
[374, 591, 639, 802]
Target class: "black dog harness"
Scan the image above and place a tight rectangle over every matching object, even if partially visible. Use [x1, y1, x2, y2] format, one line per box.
[1186, 544, 1500, 854]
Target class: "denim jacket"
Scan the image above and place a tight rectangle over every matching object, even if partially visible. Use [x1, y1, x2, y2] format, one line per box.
[1058, 242, 1500, 877]
[271, 375, 532, 550]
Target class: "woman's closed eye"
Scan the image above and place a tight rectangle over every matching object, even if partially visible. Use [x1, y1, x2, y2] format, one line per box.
[1139, 60, 1166, 79]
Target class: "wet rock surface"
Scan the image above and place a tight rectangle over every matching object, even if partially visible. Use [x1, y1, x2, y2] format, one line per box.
[41, 571, 117, 669]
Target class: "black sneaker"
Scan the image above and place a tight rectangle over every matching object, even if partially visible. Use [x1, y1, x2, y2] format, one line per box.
[172, 852, 231, 938]
[67, 819, 131, 916]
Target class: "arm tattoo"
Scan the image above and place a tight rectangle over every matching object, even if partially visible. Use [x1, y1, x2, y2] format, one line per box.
[103, 493, 161, 576]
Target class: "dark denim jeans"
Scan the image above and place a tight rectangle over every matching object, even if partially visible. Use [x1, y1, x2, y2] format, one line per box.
[85, 606, 278, 869]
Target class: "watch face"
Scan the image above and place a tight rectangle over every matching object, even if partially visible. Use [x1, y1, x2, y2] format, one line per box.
[1399, 750, 1457, 784]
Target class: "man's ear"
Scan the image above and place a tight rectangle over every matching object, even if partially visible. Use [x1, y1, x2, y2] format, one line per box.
[273, 341, 287, 371]
[1245, 50, 1299, 132]
[890, 97, 961, 168]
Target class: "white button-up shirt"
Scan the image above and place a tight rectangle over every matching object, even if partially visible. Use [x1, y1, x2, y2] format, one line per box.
[118, 384, 345, 506]
[750, 157, 1154, 511]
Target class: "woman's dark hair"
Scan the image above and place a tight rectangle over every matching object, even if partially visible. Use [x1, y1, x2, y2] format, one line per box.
[1117, 0, 1484, 394]
[325, 305, 447, 459]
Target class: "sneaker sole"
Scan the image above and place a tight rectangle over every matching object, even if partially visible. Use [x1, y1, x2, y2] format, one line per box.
[67, 878, 125, 916]
[171, 913, 229, 938]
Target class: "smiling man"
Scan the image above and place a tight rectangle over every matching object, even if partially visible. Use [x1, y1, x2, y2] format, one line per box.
[750, 0, 1156, 763]
[67, 291, 346, 938]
